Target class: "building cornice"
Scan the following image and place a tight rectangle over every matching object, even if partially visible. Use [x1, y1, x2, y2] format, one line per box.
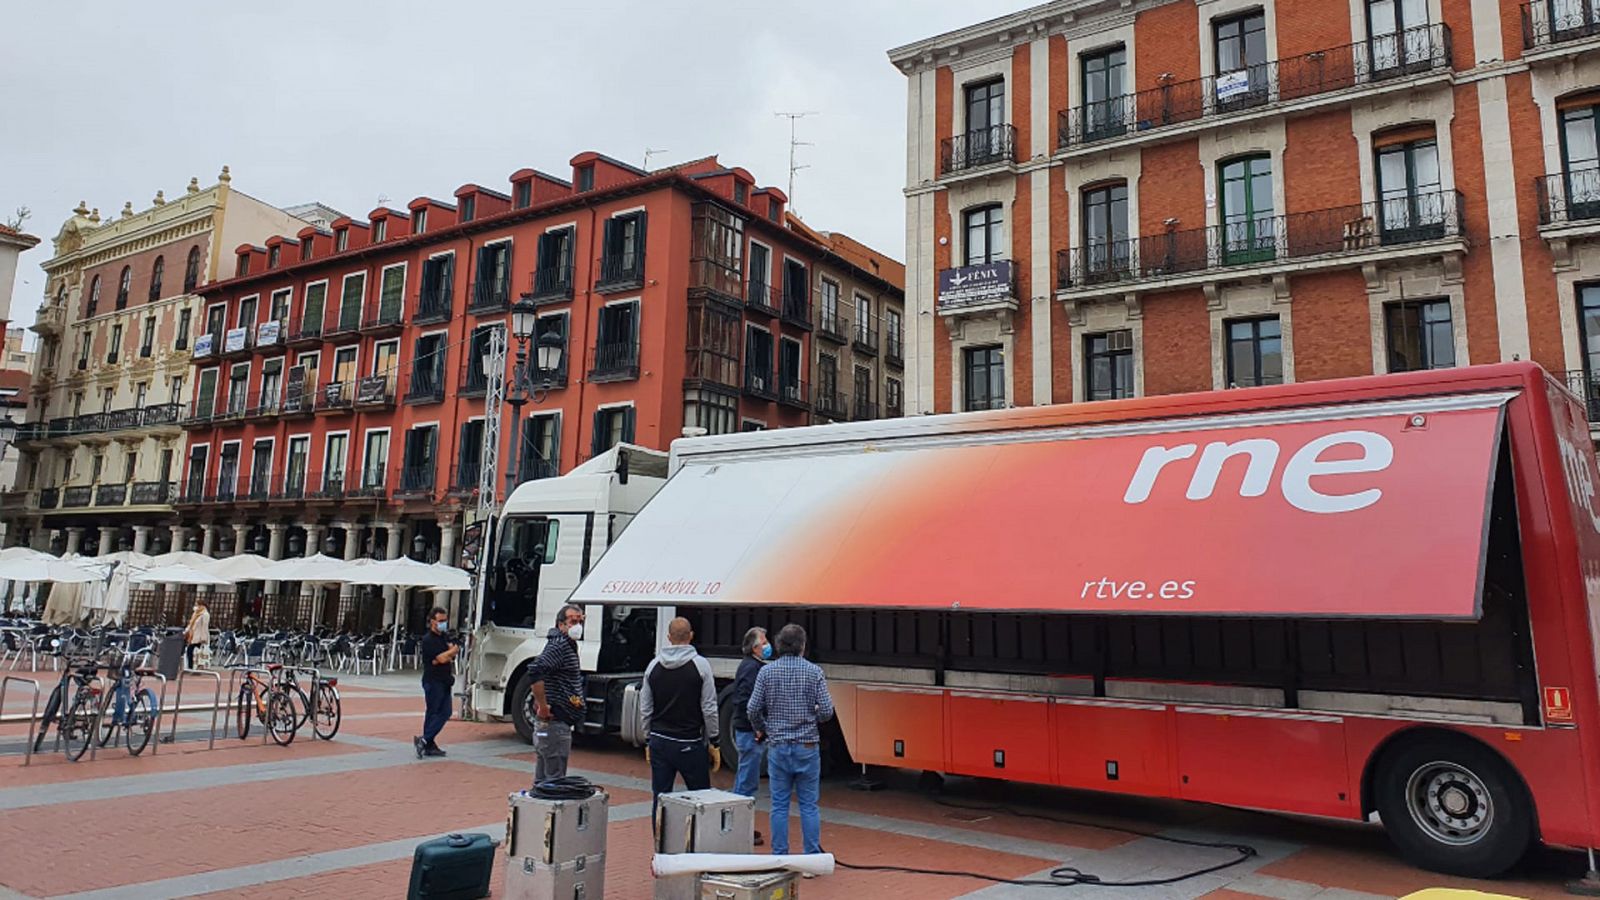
[43, 184, 227, 274]
[887, 0, 1177, 75]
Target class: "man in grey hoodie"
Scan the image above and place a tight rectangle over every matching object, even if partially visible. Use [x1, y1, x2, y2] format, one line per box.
[639, 617, 719, 817]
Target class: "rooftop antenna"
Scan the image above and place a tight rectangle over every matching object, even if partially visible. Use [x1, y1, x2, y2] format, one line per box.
[774, 111, 817, 210]
[644, 148, 670, 171]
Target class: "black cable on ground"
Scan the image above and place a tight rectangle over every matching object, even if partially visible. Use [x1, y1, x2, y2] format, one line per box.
[833, 790, 1258, 888]
[527, 775, 598, 800]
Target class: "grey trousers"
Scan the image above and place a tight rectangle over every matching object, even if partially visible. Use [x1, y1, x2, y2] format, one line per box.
[534, 719, 573, 784]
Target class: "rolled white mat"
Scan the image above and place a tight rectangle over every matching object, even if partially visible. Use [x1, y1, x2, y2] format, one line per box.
[651, 852, 835, 878]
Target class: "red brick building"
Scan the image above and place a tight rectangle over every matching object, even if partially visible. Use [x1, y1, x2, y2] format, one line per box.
[178, 153, 903, 628]
[892, 0, 1600, 423]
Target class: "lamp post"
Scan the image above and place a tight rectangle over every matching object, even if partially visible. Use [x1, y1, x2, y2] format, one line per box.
[412, 531, 428, 562]
[506, 297, 538, 489]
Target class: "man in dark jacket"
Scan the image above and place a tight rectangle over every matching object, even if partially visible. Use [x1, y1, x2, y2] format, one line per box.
[525, 604, 586, 784]
[640, 617, 719, 820]
[730, 626, 770, 845]
[415, 607, 457, 759]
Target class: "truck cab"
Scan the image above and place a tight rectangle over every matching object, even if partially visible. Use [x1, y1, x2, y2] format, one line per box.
[466, 444, 668, 741]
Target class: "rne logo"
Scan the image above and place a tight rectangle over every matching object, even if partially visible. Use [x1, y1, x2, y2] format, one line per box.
[1122, 430, 1394, 514]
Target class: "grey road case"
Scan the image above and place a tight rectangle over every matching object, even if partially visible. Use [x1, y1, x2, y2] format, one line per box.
[699, 870, 799, 900]
[656, 789, 755, 854]
[506, 789, 610, 865]
[502, 851, 605, 900]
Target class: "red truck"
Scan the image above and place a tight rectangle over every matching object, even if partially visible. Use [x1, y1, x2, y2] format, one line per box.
[564, 362, 1600, 877]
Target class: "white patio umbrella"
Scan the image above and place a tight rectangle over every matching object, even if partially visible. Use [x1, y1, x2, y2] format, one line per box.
[0, 546, 57, 562]
[0, 555, 110, 584]
[147, 550, 226, 572]
[345, 558, 470, 590]
[131, 563, 234, 586]
[255, 553, 355, 583]
[209, 553, 274, 582]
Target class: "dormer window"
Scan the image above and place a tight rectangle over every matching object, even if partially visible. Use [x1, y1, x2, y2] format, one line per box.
[268, 246, 280, 268]
[515, 182, 531, 209]
[373, 219, 387, 243]
[735, 182, 748, 204]
[301, 239, 314, 261]
[236, 253, 250, 277]
[768, 199, 780, 222]
[335, 228, 348, 252]
[576, 165, 595, 192]
[413, 209, 427, 234]
[460, 196, 476, 222]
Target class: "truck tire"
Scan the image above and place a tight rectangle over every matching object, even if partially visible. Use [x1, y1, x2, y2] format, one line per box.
[510, 672, 535, 745]
[718, 695, 739, 769]
[1373, 734, 1533, 878]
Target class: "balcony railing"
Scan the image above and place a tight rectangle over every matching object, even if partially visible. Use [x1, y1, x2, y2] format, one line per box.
[853, 325, 879, 356]
[397, 464, 437, 497]
[38, 487, 59, 509]
[886, 331, 904, 367]
[28, 403, 184, 439]
[589, 341, 640, 382]
[352, 375, 395, 408]
[529, 265, 575, 304]
[328, 307, 362, 337]
[62, 486, 92, 508]
[254, 319, 286, 350]
[596, 250, 646, 291]
[415, 284, 452, 323]
[747, 281, 780, 317]
[525, 457, 559, 481]
[306, 470, 346, 502]
[96, 483, 128, 506]
[1567, 369, 1600, 423]
[1057, 189, 1464, 290]
[779, 376, 810, 409]
[941, 124, 1018, 175]
[1536, 167, 1600, 226]
[815, 386, 847, 420]
[361, 305, 405, 333]
[817, 308, 848, 343]
[469, 278, 511, 313]
[348, 470, 388, 500]
[288, 318, 324, 345]
[1523, 1, 1600, 49]
[406, 368, 446, 404]
[781, 287, 812, 328]
[459, 355, 488, 397]
[314, 382, 354, 413]
[130, 481, 175, 505]
[75, 412, 106, 433]
[744, 363, 777, 400]
[1058, 24, 1453, 149]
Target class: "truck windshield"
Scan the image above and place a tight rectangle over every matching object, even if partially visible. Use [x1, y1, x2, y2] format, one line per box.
[485, 517, 558, 629]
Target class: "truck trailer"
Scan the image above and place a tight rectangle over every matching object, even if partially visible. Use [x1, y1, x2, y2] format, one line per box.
[471, 362, 1600, 878]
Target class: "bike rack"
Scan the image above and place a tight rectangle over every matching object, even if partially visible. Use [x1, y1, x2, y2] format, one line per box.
[220, 666, 276, 745]
[286, 666, 325, 740]
[140, 672, 169, 757]
[86, 673, 110, 763]
[163, 667, 223, 750]
[0, 676, 40, 766]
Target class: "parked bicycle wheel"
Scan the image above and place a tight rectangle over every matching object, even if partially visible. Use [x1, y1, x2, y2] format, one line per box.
[94, 689, 120, 748]
[312, 682, 341, 740]
[33, 682, 63, 754]
[62, 690, 97, 762]
[266, 690, 298, 746]
[236, 685, 254, 740]
[124, 688, 157, 756]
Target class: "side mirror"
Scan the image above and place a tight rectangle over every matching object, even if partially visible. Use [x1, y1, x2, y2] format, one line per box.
[460, 521, 485, 574]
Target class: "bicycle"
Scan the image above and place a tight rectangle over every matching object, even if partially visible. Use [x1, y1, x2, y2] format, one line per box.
[94, 651, 160, 756]
[57, 660, 107, 762]
[281, 668, 342, 740]
[232, 664, 299, 745]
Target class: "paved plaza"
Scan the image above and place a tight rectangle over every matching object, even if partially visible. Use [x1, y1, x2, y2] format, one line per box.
[0, 669, 1589, 899]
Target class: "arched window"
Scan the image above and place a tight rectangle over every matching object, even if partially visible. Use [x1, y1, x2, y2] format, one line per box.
[86, 276, 101, 316]
[183, 246, 202, 293]
[116, 265, 131, 309]
[149, 255, 164, 302]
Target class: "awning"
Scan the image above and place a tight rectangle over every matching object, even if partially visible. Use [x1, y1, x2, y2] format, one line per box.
[570, 393, 1510, 619]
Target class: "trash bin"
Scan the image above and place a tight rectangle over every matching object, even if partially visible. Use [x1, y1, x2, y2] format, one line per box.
[156, 633, 185, 680]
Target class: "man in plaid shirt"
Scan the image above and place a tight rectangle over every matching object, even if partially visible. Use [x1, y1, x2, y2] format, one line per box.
[747, 623, 833, 855]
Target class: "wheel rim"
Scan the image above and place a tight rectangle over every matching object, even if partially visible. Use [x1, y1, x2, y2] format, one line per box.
[1405, 759, 1494, 846]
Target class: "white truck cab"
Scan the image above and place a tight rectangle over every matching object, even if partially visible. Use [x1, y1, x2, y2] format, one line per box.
[465, 444, 668, 741]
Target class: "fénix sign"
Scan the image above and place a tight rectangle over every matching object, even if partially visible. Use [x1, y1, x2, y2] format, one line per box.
[937, 261, 1014, 309]
[573, 396, 1507, 619]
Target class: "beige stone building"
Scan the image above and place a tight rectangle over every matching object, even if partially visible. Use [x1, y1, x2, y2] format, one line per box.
[4, 170, 315, 554]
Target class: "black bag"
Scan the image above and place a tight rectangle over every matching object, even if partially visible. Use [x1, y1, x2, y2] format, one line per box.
[407, 832, 496, 899]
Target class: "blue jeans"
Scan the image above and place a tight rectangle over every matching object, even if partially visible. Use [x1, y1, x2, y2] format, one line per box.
[733, 729, 765, 798]
[421, 679, 451, 745]
[766, 742, 821, 854]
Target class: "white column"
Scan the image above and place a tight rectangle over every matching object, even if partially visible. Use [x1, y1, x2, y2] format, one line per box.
[300, 522, 323, 630]
[131, 525, 151, 555]
[200, 525, 216, 556]
[231, 523, 248, 556]
[382, 523, 403, 627]
[439, 518, 461, 622]
[65, 527, 84, 555]
[265, 522, 287, 595]
[335, 522, 360, 632]
[169, 524, 188, 553]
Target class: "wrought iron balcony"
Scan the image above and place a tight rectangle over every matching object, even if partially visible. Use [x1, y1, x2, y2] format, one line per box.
[817, 308, 848, 343]
[781, 288, 812, 329]
[105, 408, 141, 431]
[62, 486, 92, 508]
[305, 470, 346, 502]
[397, 464, 437, 497]
[314, 382, 354, 413]
[469, 277, 511, 313]
[406, 368, 447, 404]
[941, 124, 1018, 175]
[415, 284, 453, 324]
[529, 265, 575, 304]
[1523, 1, 1600, 50]
[96, 483, 128, 506]
[348, 470, 388, 500]
[74, 412, 106, 434]
[524, 457, 559, 481]
[852, 396, 879, 421]
[269, 469, 310, 502]
[352, 375, 395, 409]
[130, 481, 175, 505]
[328, 309, 362, 338]
[814, 386, 847, 420]
[886, 331, 904, 368]
[779, 376, 810, 410]
[287, 318, 324, 346]
[1056, 189, 1464, 291]
[596, 250, 645, 292]
[459, 355, 488, 397]
[1058, 24, 1453, 150]
[747, 281, 780, 317]
[1566, 369, 1600, 423]
[853, 324, 879, 356]
[361, 305, 406, 335]
[744, 363, 777, 400]
[1536, 167, 1600, 226]
[588, 341, 640, 382]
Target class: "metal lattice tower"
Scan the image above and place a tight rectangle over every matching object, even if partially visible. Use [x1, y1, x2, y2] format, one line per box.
[462, 325, 507, 714]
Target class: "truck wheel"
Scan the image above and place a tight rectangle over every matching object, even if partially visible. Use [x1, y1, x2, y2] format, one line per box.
[509, 672, 535, 745]
[1373, 734, 1533, 878]
[718, 695, 739, 770]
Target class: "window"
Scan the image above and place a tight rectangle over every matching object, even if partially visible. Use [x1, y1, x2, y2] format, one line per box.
[886, 308, 904, 359]
[1081, 46, 1127, 140]
[286, 436, 309, 494]
[237, 295, 257, 328]
[1082, 183, 1130, 277]
[169, 375, 184, 402]
[1579, 285, 1600, 395]
[235, 253, 250, 278]
[533, 314, 568, 384]
[590, 406, 635, 456]
[1562, 101, 1600, 216]
[332, 345, 358, 385]
[159, 448, 173, 484]
[463, 324, 501, 392]
[457, 419, 484, 487]
[250, 439, 274, 497]
[1214, 11, 1268, 106]
[270, 245, 283, 268]
[123, 451, 137, 484]
[1385, 299, 1455, 371]
[135, 381, 148, 408]
[372, 219, 387, 243]
[592, 302, 640, 377]
[401, 425, 437, 491]
[1218, 155, 1275, 263]
[599, 212, 647, 284]
[101, 387, 114, 413]
[818, 352, 838, 398]
[300, 238, 313, 261]
[324, 433, 348, 488]
[741, 419, 765, 432]
[419, 253, 454, 316]
[194, 370, 216, 417]
[361, 430, 389, 488]
[819, 279, 841, 332]
[690, 204, 744, 298]
[515, 181, 532, 209]
[886, 377, 904, 416]
[372, 339, 398, 383]
[854, 293, 872, 345]
[518, 413, 562, 479]
[413, 208, 427, 234]
[1085, 330, 1135, 401]
[140, 316, 155, 357]
[301, 282, 327, 333]
[964, 345, 1005, 411]
[176, 308, 192, 350]
[410, 332, 447, 398]
[71, 390, 84, 416]
[735, 181, 748, 204]
[1225, 317, 1283, 387]
[748, 242, 771, 301]
[576, 165, 595, 192]
[116, 266, 131, 309]
[963, 78, 1006, 163]
[475, 242, 512, 307]
[149, 256, 164, 301]
[779, 337, 803, 401]
[186, 446, 208, 498]
[378, 264, 405, 321]
[963, 205, 1003, 267]
[91, 453, 104, 484]
[87, 276, 101, 316]
[76, 332, 90, 368]
[853, 364, 874, 418]
[746, 326, 774, 390]
[183, 246, 201, 293]
[684, 389, 739, 436]
[338, 273, 364, 331]
[108, 324, 123, 364]
[459, 195, 476, 223]
[270, 288, 291, 324]
[768, 199, 781, 222]
[1375, 134, 1444, 240]
[335, 228, 349, 252]
[260, 358, 284, 410]
[534, 227, 575, 295]
[227, 363, 250, 414]
[1367, 0, 1431, 72]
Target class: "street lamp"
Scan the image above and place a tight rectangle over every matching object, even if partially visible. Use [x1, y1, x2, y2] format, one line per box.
[323, 532, 339, 556]
[506, 297, 539, 489]
[412, 531, 428, 562]
[251, 531, 266, 554]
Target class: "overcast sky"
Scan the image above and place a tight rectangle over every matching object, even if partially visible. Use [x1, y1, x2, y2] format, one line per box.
[0, 1, 1023, 333]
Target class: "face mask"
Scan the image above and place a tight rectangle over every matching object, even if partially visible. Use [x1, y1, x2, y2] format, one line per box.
[760, 644, 773, 660]
[434, 621, 447, 633]
[566, 623, 584, 642]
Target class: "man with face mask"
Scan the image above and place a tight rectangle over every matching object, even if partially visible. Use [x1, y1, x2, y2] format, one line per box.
[415, 607, 458, 759]
[730, 626, 771, 845]
[525, 603, 586, 784]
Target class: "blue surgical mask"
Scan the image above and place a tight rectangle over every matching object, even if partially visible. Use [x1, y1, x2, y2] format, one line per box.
[435, 621, 447, 633]
[760, 644, 773, 660]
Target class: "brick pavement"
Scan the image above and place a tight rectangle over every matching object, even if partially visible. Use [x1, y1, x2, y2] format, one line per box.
[0, 669, 1588, 899]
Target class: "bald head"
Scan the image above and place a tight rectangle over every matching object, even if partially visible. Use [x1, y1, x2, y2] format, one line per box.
[667, 617, 693, 645]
